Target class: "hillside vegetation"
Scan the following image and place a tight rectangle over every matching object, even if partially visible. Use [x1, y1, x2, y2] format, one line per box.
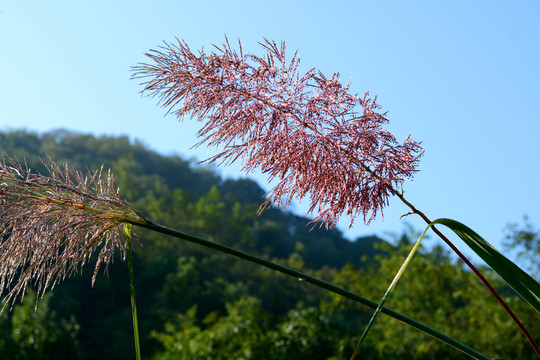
[0, 129, 537, 359]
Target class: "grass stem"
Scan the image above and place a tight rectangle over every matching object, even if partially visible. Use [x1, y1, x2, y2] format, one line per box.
[124, 225, 142, 360]
[350, 227, 427, 359]
[135, 219, 491, 360]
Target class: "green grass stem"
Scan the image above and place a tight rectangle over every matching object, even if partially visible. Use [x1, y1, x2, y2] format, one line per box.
[134, 219, 491, 360]
[124, 224, 142, 360]
[350, 226, 428, 359]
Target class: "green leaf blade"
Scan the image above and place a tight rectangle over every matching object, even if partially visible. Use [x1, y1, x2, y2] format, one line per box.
[431, 218, 540, 314]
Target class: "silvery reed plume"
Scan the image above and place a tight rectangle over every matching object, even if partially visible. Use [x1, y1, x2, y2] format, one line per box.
[133, 38, 423, 228]
[133, 37, 539, 357]
[0, 157, 149, 306]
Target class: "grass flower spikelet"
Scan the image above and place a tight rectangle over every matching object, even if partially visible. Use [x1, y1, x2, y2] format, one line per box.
[133, 38, 423, 227]
[0, 157, 148, 306]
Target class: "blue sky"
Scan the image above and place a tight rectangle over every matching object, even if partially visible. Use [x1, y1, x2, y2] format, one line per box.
[1, 1, 539, 264]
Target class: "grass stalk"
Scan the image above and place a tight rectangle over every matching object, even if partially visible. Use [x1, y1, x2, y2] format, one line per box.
[134, 219, 491, 360]
[124, 224, 142, 360]
[350, 226, 427, 359]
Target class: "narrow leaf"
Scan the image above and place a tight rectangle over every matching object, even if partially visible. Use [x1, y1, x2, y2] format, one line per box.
[431, 218, 540, 314]
[139, 220, 492, 360]
[350, 225, 428, 359]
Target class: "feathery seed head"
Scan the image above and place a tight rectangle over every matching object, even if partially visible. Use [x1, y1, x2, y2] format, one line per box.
[0, 157, 148, 306]
[133, 38, 423, 227]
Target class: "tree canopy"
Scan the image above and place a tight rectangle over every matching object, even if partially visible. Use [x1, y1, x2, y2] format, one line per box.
[0, 129, 537, 359]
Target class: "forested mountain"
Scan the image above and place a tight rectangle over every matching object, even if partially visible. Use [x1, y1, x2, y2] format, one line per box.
[0, 129, 382, 267]
[0, 129, 538, 359]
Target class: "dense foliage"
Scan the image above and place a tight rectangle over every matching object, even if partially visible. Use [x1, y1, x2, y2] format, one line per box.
[0, 129, 538, 359]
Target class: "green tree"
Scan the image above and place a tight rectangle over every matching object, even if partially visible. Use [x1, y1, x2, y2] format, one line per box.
[152, 297, 269, 360]
[268, 305, 341, 360]
[9, 290, 81, 360]
[328, 239, 540, 359]
[504, 216, 540, 278]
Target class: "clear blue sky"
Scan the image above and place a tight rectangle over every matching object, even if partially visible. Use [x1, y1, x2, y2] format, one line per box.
[1, 1, 539, 264]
